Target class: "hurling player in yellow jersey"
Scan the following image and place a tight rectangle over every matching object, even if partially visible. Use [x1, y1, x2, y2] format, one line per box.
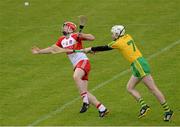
[80, 25, 173, 121]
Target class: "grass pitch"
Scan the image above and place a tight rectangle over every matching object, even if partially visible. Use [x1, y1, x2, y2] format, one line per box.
[0, 0, 180, 126]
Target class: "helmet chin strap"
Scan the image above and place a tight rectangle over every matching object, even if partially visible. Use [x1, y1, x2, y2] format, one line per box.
[114, 33, 120, 40]
[119, 27, 125, 37]
[116, 27, 125, 39]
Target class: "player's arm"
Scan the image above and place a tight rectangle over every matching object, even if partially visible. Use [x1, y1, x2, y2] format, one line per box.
[77, 45, 113, 54]
[78, 33, 95, 41]
[31, 44, 73, 54]
[79, 41, 115, 53]
[91, 45, 113, 51]
[50, 45, 74, 54]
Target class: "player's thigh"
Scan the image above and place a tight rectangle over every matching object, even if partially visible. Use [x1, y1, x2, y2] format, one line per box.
[73, 68, 85, 80]
[142, 75, 158, 91]
[127, 75, 141, 89]
[74, 69, 88, 89]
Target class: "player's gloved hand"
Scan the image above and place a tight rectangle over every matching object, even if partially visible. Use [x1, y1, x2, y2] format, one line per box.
[32, 46, 40, 54]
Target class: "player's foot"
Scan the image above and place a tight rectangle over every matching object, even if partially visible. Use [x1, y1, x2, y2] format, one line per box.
[138, 105, 150, 118]
[80, 103, 89, 113]
[164, 110, 173, 121]
[99, 109, 109, 117]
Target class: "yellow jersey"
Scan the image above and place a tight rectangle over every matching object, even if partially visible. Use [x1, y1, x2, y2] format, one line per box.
[108, 34, 142, 63]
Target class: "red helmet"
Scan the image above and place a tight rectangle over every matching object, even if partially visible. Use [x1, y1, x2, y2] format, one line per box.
[63, 21, 77, 32]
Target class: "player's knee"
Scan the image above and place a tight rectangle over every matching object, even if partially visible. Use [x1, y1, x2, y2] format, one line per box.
[126, 85, 133, 93]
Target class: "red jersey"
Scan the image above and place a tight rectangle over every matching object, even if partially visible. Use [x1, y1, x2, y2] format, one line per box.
[56, 33, 89, 67]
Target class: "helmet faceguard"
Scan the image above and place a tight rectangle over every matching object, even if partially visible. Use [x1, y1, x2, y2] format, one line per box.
[62, 21, 77, 35]
[111, 25, 125, 40]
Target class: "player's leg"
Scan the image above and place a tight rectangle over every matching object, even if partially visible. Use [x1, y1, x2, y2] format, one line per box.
[73, 68, 89, 113]
[73, 60, 108, 117]
[142, 75, 165, 103]
[142, 75, 173, 121]
[126, 75, 141, 100]
[81, 80, 109, 117]
[88, 92, 109, 117]
[130, 57, 154, 118]
[127, 75, 150, 118]
[73, 69, 108, 116]
[73, 68, 87, 94]
[80, 79, 101, 106]
[83, 75, 109, 117]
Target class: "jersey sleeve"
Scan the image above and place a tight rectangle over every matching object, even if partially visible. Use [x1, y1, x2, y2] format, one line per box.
[55, 36, 65, 47]
[108, 41, 118, 49]
[71, 33, 83, 41]
[91, 45, 113, 51]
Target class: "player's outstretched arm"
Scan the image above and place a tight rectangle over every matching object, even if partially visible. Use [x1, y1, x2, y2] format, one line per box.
[31, 46, 52, 54]
[80, 45, 113, 54]
[91, 45, 113, 51]
[31, 45, 73, 54]
[50, 45, 73, 54]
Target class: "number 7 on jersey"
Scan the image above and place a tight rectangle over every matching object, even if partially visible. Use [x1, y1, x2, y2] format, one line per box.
[127, 40, 136, 51]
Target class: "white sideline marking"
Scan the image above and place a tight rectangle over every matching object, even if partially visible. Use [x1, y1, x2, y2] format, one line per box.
[29, 40, 180, 126]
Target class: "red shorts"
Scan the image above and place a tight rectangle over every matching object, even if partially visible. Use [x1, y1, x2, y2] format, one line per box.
[74, 60, 91, 80]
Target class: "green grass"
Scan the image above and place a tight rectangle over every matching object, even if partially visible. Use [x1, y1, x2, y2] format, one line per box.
[0, 0, 180, 126]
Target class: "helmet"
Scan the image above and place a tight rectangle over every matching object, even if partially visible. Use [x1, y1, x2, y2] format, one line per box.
[111, 25, 125, 38]
[62, 21, 77, 35]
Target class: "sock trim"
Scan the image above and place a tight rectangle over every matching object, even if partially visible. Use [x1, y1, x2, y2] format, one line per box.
[80, 92, 87, 96]
[138, 98, 147, 107]
[96, 103, 101, 108]
[161, 101, 171, 112]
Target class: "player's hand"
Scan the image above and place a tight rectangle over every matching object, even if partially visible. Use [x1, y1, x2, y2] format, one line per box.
[31, 46, 40, 54]
[77, 33, 83, 38]
[83, 47, 94, 54]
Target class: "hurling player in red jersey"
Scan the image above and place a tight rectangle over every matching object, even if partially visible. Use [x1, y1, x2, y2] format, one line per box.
[32, 21, 109, 117]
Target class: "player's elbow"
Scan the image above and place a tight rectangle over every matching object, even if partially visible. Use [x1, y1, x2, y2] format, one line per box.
[81, 33, 95, 41]
[91, 35, 95, 40]
[86, 34, 95, 41]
